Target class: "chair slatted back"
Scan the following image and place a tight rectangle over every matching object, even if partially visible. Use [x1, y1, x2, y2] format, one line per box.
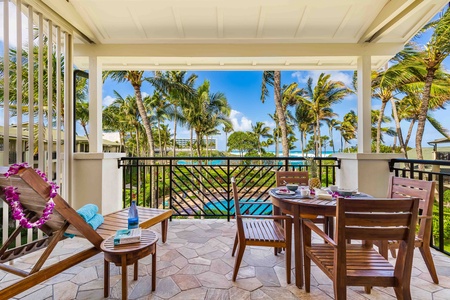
[387, 176, 435, 240]
[337, 198, 419, 242]
[231, 177, 241, 216]
[276, 171, 308, 186]
[0, 167, 103, 247]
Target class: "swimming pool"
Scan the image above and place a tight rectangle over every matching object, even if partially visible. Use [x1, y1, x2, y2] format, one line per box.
[203, 199, 272, 215]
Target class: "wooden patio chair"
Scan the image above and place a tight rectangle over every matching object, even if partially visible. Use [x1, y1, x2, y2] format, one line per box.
[276, 171, 333, 236]
[303, 197, 419, 300]
[230, 177, 292, 283]
[377, 176, 438, 284]
[0, 167, 172, 299]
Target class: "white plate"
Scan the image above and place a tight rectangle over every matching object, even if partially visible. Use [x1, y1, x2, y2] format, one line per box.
[275, 189, 296, 195]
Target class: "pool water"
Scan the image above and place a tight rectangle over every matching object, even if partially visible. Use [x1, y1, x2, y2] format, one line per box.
[203, 199, 272, 215]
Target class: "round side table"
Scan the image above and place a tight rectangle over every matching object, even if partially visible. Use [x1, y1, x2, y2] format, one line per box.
[101, 229, 158, 300]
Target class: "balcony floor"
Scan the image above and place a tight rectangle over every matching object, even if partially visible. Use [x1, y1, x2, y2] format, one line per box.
[2, 219, 450, 299]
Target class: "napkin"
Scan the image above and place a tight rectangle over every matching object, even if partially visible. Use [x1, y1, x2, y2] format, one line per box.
[317, 194, 333, 200]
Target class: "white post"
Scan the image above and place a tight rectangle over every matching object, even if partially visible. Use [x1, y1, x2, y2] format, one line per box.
[357, 55, 372, 153]
[88, 55, 103, 153]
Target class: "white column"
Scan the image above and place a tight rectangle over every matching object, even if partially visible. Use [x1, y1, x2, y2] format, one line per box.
[357, 55, 372, 153]
[88, 55, 103, 153]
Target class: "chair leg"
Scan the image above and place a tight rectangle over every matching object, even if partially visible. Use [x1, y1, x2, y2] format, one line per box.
[285, 243, 291, 284]
[232, 244, 246, 281]
[394, 285, 412, 300]
[232, 233, 238, 257]
[304, 253, 311, 292]
[419, 245, 439, 284]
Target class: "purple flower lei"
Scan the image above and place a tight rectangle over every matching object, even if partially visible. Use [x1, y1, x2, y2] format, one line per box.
[3, 163, 58, 228]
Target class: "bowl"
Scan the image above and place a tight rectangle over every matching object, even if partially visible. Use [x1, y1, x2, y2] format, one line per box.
[329, 185, 338, 192]
[286, 184, 298, 191]
[337, 188, 355, 197]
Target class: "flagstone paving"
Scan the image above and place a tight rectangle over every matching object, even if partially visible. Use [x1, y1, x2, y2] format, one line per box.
[1, 219, 450, 299]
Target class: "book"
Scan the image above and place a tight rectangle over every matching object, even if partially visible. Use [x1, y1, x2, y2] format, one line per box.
[113, 228, 141, 246]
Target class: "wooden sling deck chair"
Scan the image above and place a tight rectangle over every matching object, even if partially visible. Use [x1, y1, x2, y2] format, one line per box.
[0, 167, 172, 299]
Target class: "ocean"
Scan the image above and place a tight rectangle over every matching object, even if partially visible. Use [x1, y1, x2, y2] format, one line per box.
[230, 150, 336, 157]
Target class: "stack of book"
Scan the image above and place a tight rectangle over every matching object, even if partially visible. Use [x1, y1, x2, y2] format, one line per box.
[113, 228, 142, 246]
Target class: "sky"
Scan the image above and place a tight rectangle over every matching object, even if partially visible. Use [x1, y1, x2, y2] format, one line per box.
[100, 65, 450, 152]
[2, 3, 450, 153]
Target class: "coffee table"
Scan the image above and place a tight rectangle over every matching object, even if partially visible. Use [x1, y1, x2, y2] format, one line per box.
[101, 229, 158, 299]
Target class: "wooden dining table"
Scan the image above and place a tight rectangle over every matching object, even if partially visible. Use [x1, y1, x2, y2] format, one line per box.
[269, 188, 366, 288]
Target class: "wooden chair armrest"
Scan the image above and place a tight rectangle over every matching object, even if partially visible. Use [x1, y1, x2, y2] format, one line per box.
[303, 219, 337, 247]
[237, 202, 272, 205]
[239, 215, 292, 221]
[418, 215, 433, 220]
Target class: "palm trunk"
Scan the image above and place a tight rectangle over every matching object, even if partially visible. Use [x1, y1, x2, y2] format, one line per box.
[376, 100, 388, 153]
[390, 98, 406, 155]
[196, 131, 202, 157]
[134, 86, 155, 157]
[274, 72, 289, 157]
[405, 119, 416, 150]
[172, 113, 178, 157]
[316, 118, 321, 156]
[416, 68, 436, 160]
[82, 125, 89, 140]
[157, 120, 163, 156]
[135, 127, 140, 156]
[275, 136, 279, 157]
[190, 128, 194, 157]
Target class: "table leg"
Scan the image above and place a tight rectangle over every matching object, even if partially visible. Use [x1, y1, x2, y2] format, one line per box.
[293, 206, 303, 288]
[152, 247, 157, 291]
[134, 261, 138, 281]
[122, 255, 128, 300]
[104, 260, 110, 298]
[161, 219, 168, 243]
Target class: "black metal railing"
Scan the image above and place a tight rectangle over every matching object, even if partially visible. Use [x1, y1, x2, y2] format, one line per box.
[118, 156, 338, 220]
[389, 158, 450, 256]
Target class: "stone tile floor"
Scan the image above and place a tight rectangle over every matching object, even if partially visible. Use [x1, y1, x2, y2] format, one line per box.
[1, 219, 450, 299]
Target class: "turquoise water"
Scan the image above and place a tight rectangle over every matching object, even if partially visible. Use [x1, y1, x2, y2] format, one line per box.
[177, 160, 225, 165]
[204, 199, 272, 215]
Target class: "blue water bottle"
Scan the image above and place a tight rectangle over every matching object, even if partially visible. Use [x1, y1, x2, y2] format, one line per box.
[128, 195, 139, 229]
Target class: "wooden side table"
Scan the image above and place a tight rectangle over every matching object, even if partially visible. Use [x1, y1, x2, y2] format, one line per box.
[101, 229, 158, 300]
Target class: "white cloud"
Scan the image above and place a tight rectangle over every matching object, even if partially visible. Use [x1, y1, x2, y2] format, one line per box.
[291, 70, 353, 87]
[230, 110, 252, 131]
[103, 95, 115, 106]
[141, 92, 149, 98]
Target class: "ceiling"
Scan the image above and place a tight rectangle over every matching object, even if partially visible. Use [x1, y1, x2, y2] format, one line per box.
[40, 0, 449, 70]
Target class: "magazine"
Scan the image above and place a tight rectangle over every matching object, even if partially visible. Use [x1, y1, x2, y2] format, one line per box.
[113, 228, 142, 246]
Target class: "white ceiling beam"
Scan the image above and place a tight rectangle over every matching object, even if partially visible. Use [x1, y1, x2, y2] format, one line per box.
[256, 6, 265, 38]
[128, 7, 148, 38]
[359, 0, 424, 43]
[75, 43, 404, 58]
[171, 6, 185, 38]
[217, 7, 224, 38]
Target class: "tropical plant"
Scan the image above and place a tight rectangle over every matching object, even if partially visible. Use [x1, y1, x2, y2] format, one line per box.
[227, 131, 258, 156]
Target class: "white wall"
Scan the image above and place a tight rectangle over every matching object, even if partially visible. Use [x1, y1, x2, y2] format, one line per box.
[72, 152, 125, 214]
[335, 153, 405, 197]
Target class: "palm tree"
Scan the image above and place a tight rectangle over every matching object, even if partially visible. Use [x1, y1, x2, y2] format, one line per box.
[251, 121, 272, 155]
[103, 71, 155, 157]
[75, 99, 90, 138]
[325, 119, 339, 153]
[145, 91, 173, 156]
[300, 73, 351, 156]
[339, 110, 357, 152]
[293, 102, 314, 155]
[187, 80, 231, 156]
[268, 113, 280, 156]
[371, 110, 396, 144]
[107, 91, 142, 156]
[222, 123, 234, 151]
[403, 8, 450, 159]
[261, 71, 289, 157]
[148, 71, 197, 157]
